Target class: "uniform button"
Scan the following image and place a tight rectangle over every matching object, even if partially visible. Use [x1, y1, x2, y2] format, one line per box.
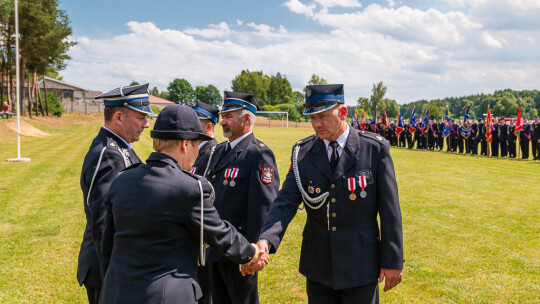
[212, 175, 216, 179]
[331, 198, 336, 203]
[332, 227, 336, 232]
[330, 184, 335, 189]
[332, 213, 336, 218]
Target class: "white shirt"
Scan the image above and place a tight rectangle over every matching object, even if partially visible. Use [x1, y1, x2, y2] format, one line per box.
[322, 124, 350, 161]
[228, 131, 253, 150]
[198, 135, 215, 149]
[102, 126, 132, 150]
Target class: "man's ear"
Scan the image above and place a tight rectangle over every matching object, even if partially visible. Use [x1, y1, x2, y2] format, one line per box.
[339, 106, 347, 119]
[113, 111, 124, 126]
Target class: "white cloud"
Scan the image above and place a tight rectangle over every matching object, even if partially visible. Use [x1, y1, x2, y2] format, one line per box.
[184, 22, 231, 39]
[283, 0, 316, 17]
[314, 0, 361, 8]
[61, 1, 540, 105]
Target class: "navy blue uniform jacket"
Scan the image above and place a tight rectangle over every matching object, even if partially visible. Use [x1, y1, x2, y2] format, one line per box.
[77, 127, 140, 287]
[100, 152, 256, 304]
[205, 133, 279, 262]
[193, 138, 218, 176]
[260, 129, 404, 290]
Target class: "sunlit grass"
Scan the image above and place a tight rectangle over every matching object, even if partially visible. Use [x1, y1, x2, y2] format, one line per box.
[0, 114, 538, 303]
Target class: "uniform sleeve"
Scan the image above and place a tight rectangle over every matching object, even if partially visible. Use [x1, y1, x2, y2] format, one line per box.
[244, 148, 280, 243]
[376, 141, 404, 269]
[185, 179, 256, 265]
[84, 148, 125, 275]
[259, 149, 303, 253]
[99, 197, 115, 279]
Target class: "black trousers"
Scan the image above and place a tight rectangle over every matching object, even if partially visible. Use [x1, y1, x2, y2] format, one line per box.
[198, 265, 213, 304]
[209, 261, 258, 304]
[306, 279, 378, 304]
[500, 141, 508, 157]
[480, 140, 488, 155]
[85, 285, 100, 304]
[508, 140, 516, 158]
[533, 141, 539, 159]
[520, 140, 529, 159]
[491, 140, 499, 156]
[470, 138, 478, 154]
[457, 138, 464, 153]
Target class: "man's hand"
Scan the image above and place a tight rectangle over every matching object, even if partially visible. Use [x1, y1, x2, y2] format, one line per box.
[241, 243, 269, 276]
[378, 268, 403, 292]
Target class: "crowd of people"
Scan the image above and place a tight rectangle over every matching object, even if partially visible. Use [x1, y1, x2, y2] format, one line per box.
[354, 116, 540, 160]
[77, 83, 403, 304]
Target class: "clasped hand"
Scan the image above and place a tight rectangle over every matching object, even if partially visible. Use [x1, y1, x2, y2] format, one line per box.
[241, 241, 270, 276]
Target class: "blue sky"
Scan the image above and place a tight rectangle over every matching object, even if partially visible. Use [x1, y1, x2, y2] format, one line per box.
[58, 0, 540, 105]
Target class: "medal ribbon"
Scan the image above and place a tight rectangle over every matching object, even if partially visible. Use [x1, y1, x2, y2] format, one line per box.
[347, 178, 356, 192]
[358, 175, 366, 190]
[224, 168, 231, 179]
[190, 167, 196, 174]
[231, 168, 238, 180]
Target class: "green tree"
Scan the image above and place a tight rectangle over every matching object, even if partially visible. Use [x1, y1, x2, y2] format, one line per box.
[493, 92, 518, 117]
[129, 81, 140, 86]
[150, 86, 160, 96]
[356, 97, 370, 113]
[195, 84, 223, 107]
[231, 70, 271, 106]
[307, 74, 327, 86]
[369, 81, 387, 112]
[167, 78, 193, 105]
[268, 72, 293, 105]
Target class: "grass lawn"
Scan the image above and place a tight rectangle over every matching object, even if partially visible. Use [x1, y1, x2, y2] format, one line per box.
[0, 114, 538, 303]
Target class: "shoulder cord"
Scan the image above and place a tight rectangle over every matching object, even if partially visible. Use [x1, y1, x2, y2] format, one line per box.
[197, 180, 206, 266]
[86, 147, 107, 207]
[203, 145, 216, 178]
[117, 147, 131, 168]
[292, 144, 329, 210]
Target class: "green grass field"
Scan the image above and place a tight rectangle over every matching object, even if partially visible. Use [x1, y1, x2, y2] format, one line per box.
[0, 114, 539, 303]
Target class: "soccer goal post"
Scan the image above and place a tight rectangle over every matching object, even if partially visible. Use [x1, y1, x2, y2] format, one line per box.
[256, 111, 289, 128]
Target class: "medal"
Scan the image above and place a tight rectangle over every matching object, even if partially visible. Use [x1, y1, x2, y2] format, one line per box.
[358, 175, 367, 199]
[315, 188, 321, 193]
[308, 186, 314, 194]
[224, 168, 231, 186]
[347, 177, 356, 201]
[229, 168, 238, 187]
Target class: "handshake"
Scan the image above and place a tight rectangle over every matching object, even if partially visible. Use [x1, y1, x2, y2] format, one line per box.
[241, 240, 270, 276]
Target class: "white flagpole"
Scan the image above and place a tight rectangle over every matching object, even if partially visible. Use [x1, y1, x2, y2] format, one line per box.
[7, 0, 31, 162]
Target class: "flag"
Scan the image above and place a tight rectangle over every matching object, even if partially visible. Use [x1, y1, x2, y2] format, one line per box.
[486, 106, 493, 143]
[381, 109, 388, 128]
[514, 105, 522, 137]
[461, 106, 471, 138]
[409, 107, 417, 133]
[370, 108, 378, 132]
[395, 110, 405, 135]
[352, 113, 359, 129]
[421, 108, 429, 132]
[360, 108, 366, 130]
[443, 107, 451, 137]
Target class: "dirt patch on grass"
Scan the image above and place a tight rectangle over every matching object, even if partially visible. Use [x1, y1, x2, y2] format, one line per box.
[2, 120, 49, 137]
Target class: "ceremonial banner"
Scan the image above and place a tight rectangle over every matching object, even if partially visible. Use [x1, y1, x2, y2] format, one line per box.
[381, 109, 388, 127]
[486, 107, 493, 143]
[360, 108, 366, 130]
[514, 105, 522, 137]
[352, 113, 359, 129]
[395, 110, 405, 135]
[409, 107, 417, 133]
[443, 107, 451, 137]
[421, 108, 429, 132]
[461, 106, 471, 138]
[370, 108, 378, 132]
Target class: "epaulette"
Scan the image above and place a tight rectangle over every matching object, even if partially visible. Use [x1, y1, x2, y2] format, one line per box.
[357, 129, 386, 145]
[295, 134, 317, 146]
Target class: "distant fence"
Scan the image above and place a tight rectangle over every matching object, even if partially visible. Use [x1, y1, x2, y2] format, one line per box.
[63, 101, 103, 113]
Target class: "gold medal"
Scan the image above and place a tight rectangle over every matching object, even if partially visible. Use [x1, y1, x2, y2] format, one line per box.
[308, 186, 314, 194]
[315, 188, 321, 193]
[349, 193, 356, 200]
[223, 180, 228, 185]
[229, 180, 236, 187]
[360, 190, 367, 198]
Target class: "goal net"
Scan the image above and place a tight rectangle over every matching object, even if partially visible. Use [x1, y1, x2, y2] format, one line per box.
[256, 111, 289, 128]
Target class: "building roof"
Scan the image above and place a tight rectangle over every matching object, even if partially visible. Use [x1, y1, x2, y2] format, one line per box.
[38, 76, 88, 91]
[149, 95, 174, 105]
[85, 91, 103, 99]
